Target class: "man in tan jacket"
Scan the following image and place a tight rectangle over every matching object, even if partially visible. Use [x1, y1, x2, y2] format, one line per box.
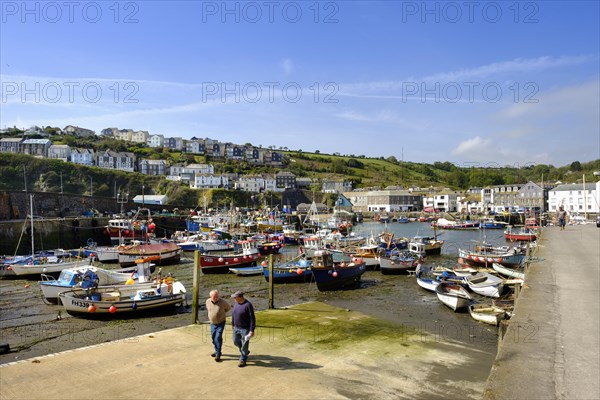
[205, 289, 231, 362]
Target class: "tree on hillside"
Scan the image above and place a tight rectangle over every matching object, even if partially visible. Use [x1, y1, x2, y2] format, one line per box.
[331, 159, 346, 174]
[346, 158, 364, 169]
[570, 161, 582, 171]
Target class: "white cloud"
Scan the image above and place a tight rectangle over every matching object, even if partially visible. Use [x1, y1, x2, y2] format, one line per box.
[452, 136, 492, 156]
[280, 59, 294, 75]
[339, 55, 596, 95]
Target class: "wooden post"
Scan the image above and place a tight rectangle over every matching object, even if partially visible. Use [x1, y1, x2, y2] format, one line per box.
[268, 254, 274, 309]
[192, 250, 201, 324]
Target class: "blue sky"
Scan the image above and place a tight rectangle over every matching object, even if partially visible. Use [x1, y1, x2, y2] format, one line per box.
[1, 1, 598, 167]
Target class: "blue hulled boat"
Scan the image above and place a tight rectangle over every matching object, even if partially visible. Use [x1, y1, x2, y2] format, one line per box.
[262, 258, 313, 283]
[310, 250, 366, 291]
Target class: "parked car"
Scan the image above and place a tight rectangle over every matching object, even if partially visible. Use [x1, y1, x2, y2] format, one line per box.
[596, 215, 600, 228]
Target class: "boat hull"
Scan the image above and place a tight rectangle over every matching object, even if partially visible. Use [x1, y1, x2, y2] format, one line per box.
[465, 273, 504, 298]
[199, 254, 258, 274]
[118, 243, 183, 267]
[229, 266, 263, 276]
[262, 267, 313, 283]
[458, 248, 525, 267]
[59, 282, 186, 316]
[435, 282, 472, 311]
[416, 276, 440, 292]
[9, 259, 89, 277]
[311, 264, 366, 291]
[378, 256, 418, 275]
[468, 304, 506, 326]
[492, 262, 525, 279]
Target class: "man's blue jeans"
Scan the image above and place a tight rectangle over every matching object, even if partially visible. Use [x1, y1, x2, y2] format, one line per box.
[232, 326, 250, 362]
[210, 321, 226, 357]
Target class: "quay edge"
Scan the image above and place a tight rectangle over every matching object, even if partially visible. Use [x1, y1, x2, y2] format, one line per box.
[483, 224, 599, 399]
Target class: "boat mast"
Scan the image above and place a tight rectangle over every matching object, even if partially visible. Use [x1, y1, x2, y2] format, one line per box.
[29, 194, 34, 258]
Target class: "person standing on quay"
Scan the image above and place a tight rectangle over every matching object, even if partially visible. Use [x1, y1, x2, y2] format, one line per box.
[557, 206, 568, 230]
[206, 289, 231, 362]
[231, 291, 255, 368]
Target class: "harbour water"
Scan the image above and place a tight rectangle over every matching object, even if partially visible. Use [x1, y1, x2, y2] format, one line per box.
[0, 221, 508, 367]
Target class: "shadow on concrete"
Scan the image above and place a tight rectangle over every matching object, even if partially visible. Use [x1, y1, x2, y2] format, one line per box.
[223, 354, 322, 370]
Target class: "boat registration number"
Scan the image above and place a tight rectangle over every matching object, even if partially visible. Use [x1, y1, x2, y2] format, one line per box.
[71, 300, 91, 308]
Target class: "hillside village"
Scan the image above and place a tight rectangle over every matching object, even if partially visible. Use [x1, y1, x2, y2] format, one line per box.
[1, 125, 599, 216]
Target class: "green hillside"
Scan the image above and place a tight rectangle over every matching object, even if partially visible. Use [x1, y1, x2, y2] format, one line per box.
[1, 131, 598, 210]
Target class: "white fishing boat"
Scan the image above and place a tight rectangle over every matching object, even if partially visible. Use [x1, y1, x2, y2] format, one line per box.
[465, 272, 505, 298]
[59, 279, 187, 316]
[39, 259, 153, 303]
[492, 262, 525, 279]
[468, 304, 507, 326]
[228, 265, 263, 276]
[435, 282, 472, 311]
[4, 196, 89, 277]
[416, 274, 440, 292]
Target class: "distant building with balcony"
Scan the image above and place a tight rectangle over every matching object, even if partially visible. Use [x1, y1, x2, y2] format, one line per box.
[70, 148, 95, 166]
[21, 139, 51, 157]
[344, 190, 422, 212]
[548, 183, 599, 214]
[0, 137, 23, 153]
[190, 174, 230, 189]
[96, 151, 136, 172]
[139, 159, 167, 175]
[276, 171, 296, 189]
[48, 144, 71, 162]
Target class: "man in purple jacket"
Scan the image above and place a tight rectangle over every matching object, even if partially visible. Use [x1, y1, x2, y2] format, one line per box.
[231, 291, 255, 367]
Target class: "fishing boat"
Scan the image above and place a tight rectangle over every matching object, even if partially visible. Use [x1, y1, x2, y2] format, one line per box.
[118, 242, 182, 267]
[337, 243, 380, 271]
[104, 208, 156, 244]
[492, 262, 525, 279]
[300, 236, 326, 259]
[87, 244, 120, 263]
[378, 251, 419, 275]
[59, 279, 187, 316]
[1, 196, 89, 277]
[458, 244, 526, 267]
[228, 266, 263, 276]
[198, 240, 260, 274]
[310, 250, 366, 291]
[409, 236, 444, 256]
[415, 266, 441, 292]
[257, 240, 283, 256]
[504, 227, 537, 242]
[282, 224, 302, 245]
[468, 304, 507, 326]
[464, 272, 504, 298]
[262, 258, 313, 283]
[416, 274, 440, 292]
[479, 218, 509, 229]
[173, 232, 233, 252]
[256, 215, 284, 232]
[39, 258, 155, 303]
[435, 282, 473, 311]
[432, 218, 479, 230]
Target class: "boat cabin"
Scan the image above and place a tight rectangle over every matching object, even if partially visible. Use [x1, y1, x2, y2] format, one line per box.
[311, 250, 334, 269]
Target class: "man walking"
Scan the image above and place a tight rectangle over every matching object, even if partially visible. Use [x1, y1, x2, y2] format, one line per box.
[231, 291, 255, 368]
[205, 289, 231, 362]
